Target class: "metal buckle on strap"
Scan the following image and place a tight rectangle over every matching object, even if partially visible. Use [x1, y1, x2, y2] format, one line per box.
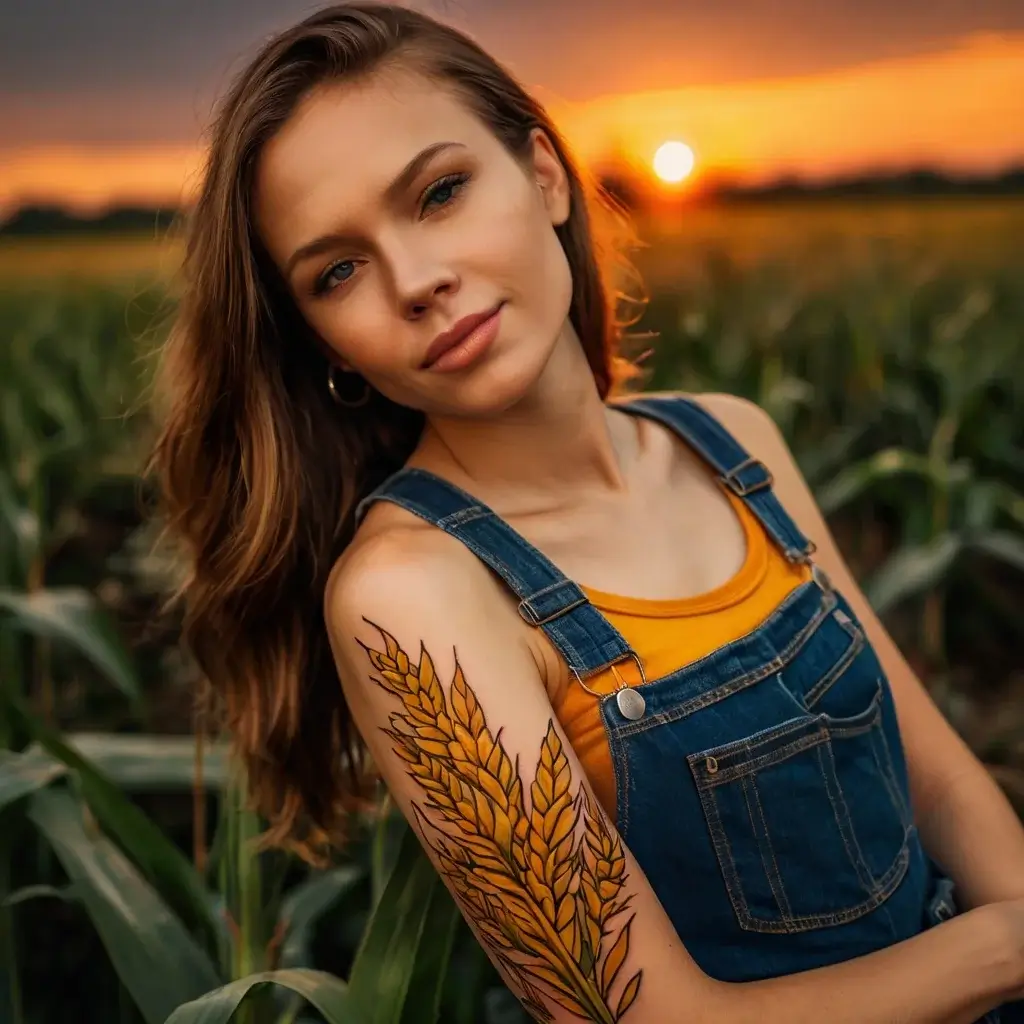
[785, 539, 818, 564]
[517, 591, 588, 627]
[609, 649, 649, 687]
[719, 457, 773, 497]
[569, 649, 649, 688]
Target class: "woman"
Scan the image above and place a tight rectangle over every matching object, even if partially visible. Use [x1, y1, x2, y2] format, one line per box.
[147, 3, 1024, 1021]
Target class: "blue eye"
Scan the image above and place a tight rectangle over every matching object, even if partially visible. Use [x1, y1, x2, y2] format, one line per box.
[311, 171, 472, 297]
[421, 172, 470, 212]
[313, 259, 355, 295]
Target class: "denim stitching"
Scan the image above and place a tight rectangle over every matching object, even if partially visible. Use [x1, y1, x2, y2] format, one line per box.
[705, 776, 911, 934]
[546, 617, 629, 675]
[751, 496, 806, 551]
[733, 845, 910, 933]
[439, 525, 535, 595]
[609, 706, 633, 837]
[629, 400, 727, 473]
[692, 685, 884, 790]
[693, 729, 828, 788]
[872, 701, 916, 831]
[519, 580, 588, 627]
[523, 578, 580, 601]
[432, 524, 596, 672]
[743, 775, 794, 922]
[426, 520, 629, 674]
[824, 684, 883, 737]
[365, 487, 632, 677]
[818, 740, 878, 894]
[692, 777, 753, 926]
[869, 726, 909, 830]
[775, 671, 809, 715]
[613, 586, 838, 739]
[371, 407, 925, 945]
[694, 706, 820, 762]
[805, 616, 866, 709]
[439, 505, 490, 528]
[822, 684, 914, 924]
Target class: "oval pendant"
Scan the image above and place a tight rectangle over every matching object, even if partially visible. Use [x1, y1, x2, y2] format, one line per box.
[616, 687, 646, 721]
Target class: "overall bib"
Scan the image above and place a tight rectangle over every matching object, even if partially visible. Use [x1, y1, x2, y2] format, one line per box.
[355, 394, 1017, 1022]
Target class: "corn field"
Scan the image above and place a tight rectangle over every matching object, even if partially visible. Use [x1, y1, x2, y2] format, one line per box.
[1, 195, 1023, 1024]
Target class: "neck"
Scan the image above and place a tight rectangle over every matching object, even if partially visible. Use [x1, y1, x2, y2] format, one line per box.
[412, 328, 639, 515]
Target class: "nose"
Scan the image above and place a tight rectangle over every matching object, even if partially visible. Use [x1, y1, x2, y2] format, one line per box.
[382, 238, 459, 320]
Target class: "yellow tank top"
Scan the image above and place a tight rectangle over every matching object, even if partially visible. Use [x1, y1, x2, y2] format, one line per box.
[550, 487, 813, 818]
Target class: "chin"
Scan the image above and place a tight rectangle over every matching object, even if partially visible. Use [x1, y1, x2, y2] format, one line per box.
[429, 345, 549, 418]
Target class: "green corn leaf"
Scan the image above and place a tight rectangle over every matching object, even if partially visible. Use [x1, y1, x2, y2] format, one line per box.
[968, 530, 1024, 574]
[2, 882, 80, 907]
[0, 746, 66, 811]
[279, 864, 366, 968]
[163, 968, 356, 1024]
[0, 473, 39, 572]
[0, 586, 140, 701]
[11, 705, 222, 954]
[397, 876, 460, 1024]
[348, 820, 459, 1024]
[865, 533, 963, 613]
[64, 732, 229, 790]
[815, 448, 971, 517]
[27, 786, 222, 1024]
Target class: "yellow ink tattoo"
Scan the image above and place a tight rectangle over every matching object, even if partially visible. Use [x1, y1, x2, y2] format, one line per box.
[359, 621, 643, 1023]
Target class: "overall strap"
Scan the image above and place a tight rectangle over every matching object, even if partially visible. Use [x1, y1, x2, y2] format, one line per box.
[618, 394, 816, 563]
[354, 468, 633, 679]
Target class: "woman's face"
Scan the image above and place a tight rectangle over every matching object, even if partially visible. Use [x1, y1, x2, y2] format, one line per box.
[253, 67, 575, 417]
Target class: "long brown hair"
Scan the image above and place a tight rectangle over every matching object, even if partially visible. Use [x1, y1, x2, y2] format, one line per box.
[145, 0, 651, 863]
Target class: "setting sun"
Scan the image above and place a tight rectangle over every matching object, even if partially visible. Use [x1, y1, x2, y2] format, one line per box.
[653, 140, 696, 183]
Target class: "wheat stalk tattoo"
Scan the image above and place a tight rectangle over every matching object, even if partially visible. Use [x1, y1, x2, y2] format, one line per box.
[358, 620, 643, 1023]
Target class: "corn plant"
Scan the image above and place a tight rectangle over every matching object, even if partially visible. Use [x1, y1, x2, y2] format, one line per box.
[0, 727, 462, 1024]
[2, 198, 1023, 1021]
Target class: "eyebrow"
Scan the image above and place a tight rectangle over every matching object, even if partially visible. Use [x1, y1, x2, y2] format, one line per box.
[283, 140, 467, 280]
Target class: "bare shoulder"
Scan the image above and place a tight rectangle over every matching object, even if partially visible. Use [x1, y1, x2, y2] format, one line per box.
[629, 389, 769, 423]
[322, 500, 537, 702]
[681, 390, 782, 439]
[326, 504, 493, 629]
[326, 505, 457, 609]
[637, 389, 791, 463]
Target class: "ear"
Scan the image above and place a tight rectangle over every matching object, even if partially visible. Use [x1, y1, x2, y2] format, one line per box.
[529, 128, 571, 227]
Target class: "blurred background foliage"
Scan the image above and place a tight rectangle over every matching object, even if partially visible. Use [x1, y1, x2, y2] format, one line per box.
[1, 194, 1023, 1023]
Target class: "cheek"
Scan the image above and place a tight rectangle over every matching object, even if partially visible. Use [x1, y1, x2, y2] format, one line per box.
[318, 305, 404, 375]
[487, 185, 573, 321]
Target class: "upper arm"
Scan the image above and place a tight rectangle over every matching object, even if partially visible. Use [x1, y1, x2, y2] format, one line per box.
[698, 392, 987, 819]
[323, 537, 725, 1024]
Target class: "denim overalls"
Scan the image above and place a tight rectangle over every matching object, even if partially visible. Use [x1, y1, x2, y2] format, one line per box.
[355, 394, 1015, 1022]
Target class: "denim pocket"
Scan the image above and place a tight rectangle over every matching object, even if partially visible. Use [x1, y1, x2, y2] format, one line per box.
[688, 679, 912, 933]
[804, 609, 865, 709]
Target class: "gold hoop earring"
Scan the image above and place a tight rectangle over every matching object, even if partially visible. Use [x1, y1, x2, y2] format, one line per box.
[327, 365, 371, 408]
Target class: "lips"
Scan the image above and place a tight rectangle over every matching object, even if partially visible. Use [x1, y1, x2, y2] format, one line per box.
[421, 301, 504, 369]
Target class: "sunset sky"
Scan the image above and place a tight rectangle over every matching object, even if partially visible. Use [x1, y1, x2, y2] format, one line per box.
[2, 0, 1023, 214]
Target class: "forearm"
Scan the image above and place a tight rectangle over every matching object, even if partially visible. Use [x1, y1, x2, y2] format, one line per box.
[722, 904, 1021, 1024]
[917, 764, 1024, 909]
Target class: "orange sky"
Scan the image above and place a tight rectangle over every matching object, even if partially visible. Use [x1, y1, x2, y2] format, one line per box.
[1, 31, 1021, 216]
